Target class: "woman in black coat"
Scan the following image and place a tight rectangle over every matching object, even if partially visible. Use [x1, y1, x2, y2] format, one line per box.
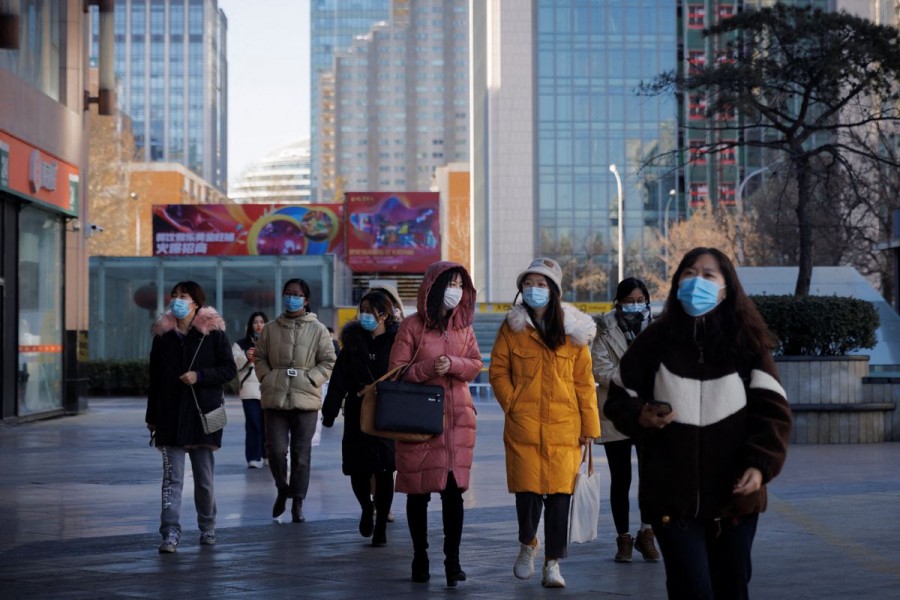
[145, 281, 236, 554]
[322, 290, 399, 547]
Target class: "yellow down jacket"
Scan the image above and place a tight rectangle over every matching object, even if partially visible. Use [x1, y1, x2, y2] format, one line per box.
[489, 303, 600, 495]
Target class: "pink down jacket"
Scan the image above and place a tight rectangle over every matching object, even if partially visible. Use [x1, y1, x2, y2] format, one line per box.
[388, 261, 483, 495]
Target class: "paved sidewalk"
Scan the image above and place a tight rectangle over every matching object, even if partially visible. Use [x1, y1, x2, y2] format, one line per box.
[0, 397, 899, 598]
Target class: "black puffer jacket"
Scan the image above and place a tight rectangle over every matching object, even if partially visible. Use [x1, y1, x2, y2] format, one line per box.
[146, 307, 237, 448]
[322, 321, 398, 476]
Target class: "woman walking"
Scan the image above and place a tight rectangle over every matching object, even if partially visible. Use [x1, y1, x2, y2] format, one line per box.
[146, 281, 236, 553]
[254, 278, 336, 523]
[388, 261, 482, 587]
[322, 290, 399, 547]
[605, 247, 792, 599]
[489, 257, 600, 588]
[592, 278, 660, 562]
[233, 311, 268, 469]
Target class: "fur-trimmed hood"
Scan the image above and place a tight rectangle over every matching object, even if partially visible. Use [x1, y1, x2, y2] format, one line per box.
[505, 302, 596, 347]
[151, 306, 226, 337]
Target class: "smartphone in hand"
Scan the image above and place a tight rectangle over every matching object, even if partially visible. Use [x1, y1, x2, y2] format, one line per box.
[649, 400, 673, 416]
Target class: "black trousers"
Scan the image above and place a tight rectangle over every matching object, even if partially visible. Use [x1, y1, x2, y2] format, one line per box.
[350, 471, 394, 530]
[515, 492, 571, 560]
[653, 513, 758, 600]
[603, 438, 649, 534]
[406, 472, 464, 563]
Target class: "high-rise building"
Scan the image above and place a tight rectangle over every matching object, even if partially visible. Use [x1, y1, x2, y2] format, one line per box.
[472, 0, 677, 301]
[91, 0, 228, 191]
[230, 139, 313, 204]
[320, 0, 468, 196]
[311, 0, 391, 201]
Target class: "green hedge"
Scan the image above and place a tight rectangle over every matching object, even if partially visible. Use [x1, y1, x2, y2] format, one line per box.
[81, 360, 151, 396]
[80, 359, 240, 396]
[751, 295, 879, 356]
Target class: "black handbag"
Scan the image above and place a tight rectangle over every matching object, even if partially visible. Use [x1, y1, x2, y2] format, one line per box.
[374, 380, 444, 434]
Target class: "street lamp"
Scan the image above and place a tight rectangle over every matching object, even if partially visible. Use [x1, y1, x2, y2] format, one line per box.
[663, 188, 677, 279]
[609, 164, 624, 283]
[735, 164, 778, 264]
[131, 192, 140, 255]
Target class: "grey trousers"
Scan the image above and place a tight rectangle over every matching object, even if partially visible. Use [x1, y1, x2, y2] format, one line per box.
[159, 446, 217, 539]
[265, 408, 318, 499]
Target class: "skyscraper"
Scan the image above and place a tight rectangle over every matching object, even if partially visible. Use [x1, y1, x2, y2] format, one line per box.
[320, 0, 469, 196]
[311, 0, 391, 201]
[230, 139, 313, 204]
[92, 0, 228, 191]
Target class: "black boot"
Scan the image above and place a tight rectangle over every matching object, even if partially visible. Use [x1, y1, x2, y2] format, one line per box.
[359, 501, 374, 538]
[444, 558, 466, 587]
[372, 516, 387, 547]
[272, 489, 288, 519]
[291, 497, 305, 523]
[411, 551, 430, 582]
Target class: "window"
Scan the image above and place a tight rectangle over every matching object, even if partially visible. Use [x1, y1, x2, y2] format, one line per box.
[689, 183, 709, 208]
[688, 5, 705, 29]
[688, 51, 706, 73]
[720, 143, 737, 165]
[716, 49, 735, 64]
[689, 94, 707, 120]
[719, 5, 736, 20]
[689, 141, 707, 164]
[719, 182, 736, 206]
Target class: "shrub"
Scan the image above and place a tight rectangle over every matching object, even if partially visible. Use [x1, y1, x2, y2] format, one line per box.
[751, 295, 879, 356]
[81, 360, 150, 396]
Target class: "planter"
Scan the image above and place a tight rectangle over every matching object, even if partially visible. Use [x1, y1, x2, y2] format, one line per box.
[775, 356, 894, 443]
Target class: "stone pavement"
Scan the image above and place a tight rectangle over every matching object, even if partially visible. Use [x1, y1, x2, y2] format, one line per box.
[0, 396, 899, 599]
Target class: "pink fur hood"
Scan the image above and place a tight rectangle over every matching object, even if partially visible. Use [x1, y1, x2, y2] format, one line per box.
[151, 306, 226, 337]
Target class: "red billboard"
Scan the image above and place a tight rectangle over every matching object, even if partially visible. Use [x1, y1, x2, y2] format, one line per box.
[152, 204, 343, 256]
[345, 192, 440, 273]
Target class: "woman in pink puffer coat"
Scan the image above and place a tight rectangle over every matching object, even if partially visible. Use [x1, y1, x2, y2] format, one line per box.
[388, 261, 482, 588]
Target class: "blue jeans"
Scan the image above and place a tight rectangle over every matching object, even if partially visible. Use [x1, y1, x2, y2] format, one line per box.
[159, 446, 216, 539]
[264, 409, 318, 498]
[653, 513, 758, 600]
[242, 398, 265, 463]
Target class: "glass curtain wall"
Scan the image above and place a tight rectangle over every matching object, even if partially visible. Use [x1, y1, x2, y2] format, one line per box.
[18, 206, 63, 415]
[535, 0, 677, 300]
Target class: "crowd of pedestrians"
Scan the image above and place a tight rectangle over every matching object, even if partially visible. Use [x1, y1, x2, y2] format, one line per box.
[144, 247, 791, 599]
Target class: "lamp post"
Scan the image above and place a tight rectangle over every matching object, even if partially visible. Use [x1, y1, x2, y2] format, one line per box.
[663, 188, 677, 279]
[735, 164, 775, 264]
[609, 164, 624, 283]
[131, 192, 140, 255]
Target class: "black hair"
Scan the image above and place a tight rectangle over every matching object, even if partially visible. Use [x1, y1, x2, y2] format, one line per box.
[170, 280, 205, 308]
[244, 311, 268, 340]
[516, 275, 567, 350]
[661, 247, 774, 357]
[615, 277, 651, 306]
[282, 278, 312, 312]
[360, 290, 399, 328]
[426, 268, 463, 331]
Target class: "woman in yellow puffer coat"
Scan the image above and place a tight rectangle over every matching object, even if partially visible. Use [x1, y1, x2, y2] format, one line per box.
[489, 257, 600, 589]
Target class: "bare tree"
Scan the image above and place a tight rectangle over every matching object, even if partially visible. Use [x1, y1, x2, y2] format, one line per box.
[87, 112, 137, 257]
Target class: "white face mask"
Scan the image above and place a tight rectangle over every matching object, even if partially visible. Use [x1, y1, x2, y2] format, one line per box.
[443, 287, 463, 310]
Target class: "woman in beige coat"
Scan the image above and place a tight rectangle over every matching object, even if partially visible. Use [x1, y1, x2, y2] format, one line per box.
[254, 278, 336, 523]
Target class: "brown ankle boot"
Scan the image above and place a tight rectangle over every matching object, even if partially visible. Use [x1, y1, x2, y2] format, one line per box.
[635, 528, 660, 562]
[615, 533, 634, 562]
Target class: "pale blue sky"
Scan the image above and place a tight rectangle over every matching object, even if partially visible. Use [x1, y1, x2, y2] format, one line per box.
[218, 0, 310, 187]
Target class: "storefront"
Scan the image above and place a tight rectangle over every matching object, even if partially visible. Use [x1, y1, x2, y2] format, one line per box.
[0, 130, 81, 420]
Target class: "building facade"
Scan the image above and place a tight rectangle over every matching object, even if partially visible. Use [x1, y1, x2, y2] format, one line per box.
[91, 0, 228, 191]
[0, 0, 94, 420]
[310, 0, 391, 201]
[230, 139, 313, 204]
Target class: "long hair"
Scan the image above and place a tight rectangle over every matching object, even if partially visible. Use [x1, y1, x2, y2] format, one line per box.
[282, 278, 312, 312]
[517, 276, 566, 351]
[170, 280, 205, 308]
[661, 247, 774, 357]
[360, 290, 399, 329]
[243, 311, 268, 340]
[426, 268, 462, 331]
[615, 277, 651, 307]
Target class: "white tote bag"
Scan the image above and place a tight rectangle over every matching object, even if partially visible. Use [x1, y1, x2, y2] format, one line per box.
[568, 444, 601, 544]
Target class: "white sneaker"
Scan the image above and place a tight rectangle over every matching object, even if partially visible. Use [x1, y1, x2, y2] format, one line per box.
[513, 539, 539, 579]
[541, 560, 566, 588]
[247, 460, 264, 469]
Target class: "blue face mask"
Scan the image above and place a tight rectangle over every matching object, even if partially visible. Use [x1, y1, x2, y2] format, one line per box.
[677, 277, 722, 317]
[359, 313, 379, 332]
[620, 303, 643, 314]
[170, 298, 192, 319]
[283, 294, 304, 313]
[522, 287, 550, 309]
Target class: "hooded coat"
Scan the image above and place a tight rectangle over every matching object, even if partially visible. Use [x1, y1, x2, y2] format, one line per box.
[490, 303, 600, 495]
[254, 311, 336, 411]
[146, 307, 237, 449]
[388, 261, 482, 494]
[322, 320, 398, 476]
